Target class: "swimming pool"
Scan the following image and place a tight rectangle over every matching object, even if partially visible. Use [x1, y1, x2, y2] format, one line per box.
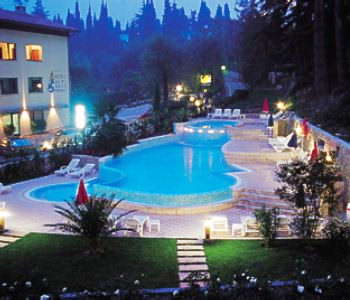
[29, 119, 243, 211]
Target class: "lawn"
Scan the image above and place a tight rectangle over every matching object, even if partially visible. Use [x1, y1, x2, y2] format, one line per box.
[0, 233, 178, 290]
[205, 239, 348, 283]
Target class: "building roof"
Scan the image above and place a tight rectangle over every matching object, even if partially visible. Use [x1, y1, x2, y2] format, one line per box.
[0, 7, 77, 36]
[117, 104, 153, 123]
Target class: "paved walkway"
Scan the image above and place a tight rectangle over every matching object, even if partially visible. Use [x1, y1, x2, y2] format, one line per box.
[177, 239, 209, 288]
[0, 232, 24, 248]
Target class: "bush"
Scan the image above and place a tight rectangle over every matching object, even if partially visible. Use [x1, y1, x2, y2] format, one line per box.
[4, 124, 15, 136]
[322, 217, 350, 255]
[254, 206, 280, 247]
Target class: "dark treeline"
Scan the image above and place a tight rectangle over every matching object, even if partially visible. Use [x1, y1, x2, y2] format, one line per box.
[49, 0, 239, 109]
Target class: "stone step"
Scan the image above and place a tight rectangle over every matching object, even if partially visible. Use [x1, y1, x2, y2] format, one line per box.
[177, 239, 203, 245]
[179, 264, 209, 272]
[0, 242, 9, 248]
[178, 257, 207, 264]
[180, 281, 208, 288]
[177, 251, 205, 257]
[178, 271, 210, 282]
[177, 245, 204, 251]
[0, 236, 19, 243]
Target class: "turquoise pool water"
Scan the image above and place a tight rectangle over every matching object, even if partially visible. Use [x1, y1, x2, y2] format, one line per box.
[29, 120, 242, 206]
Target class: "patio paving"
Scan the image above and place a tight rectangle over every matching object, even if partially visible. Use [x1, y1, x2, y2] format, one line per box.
[0, 118, 290, 239]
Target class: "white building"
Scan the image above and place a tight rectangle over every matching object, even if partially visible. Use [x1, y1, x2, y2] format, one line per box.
[0, 6, 76, 136]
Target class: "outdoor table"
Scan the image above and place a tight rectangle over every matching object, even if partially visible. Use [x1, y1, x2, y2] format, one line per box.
[132, 215, 150, 231]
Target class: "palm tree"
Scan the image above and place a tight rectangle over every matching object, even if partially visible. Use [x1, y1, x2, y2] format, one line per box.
[46, 196, 135, 255]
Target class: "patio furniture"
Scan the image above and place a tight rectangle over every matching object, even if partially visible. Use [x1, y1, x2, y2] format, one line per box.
[69, 164, 96, 178]
[149, 219, 160, 233]
[232, 223, 243, 237]
[268, 132, 294, 147]
[54, 159, 80, 176]
[212, 109, 223, 119]
[241, 217, 259, 236]
[277, 215, 292, 236]
[273, 111, 284, 120]
[231, 109, 243, 119]
[123, 218, 143, 236]
[211, 217, 229, 233]
[223, 109, 232, 119]
[0, 183, 11, 194]
[132, 215, 150, 231]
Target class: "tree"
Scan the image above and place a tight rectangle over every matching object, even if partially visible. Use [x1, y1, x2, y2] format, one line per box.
[46, 197, 135, 255]
[32, 0, 49, 18]
[254, 206, 280, 247]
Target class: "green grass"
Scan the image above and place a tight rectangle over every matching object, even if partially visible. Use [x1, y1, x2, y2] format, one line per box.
[205, 239, 348, 283]
[0, 233, 178, 290]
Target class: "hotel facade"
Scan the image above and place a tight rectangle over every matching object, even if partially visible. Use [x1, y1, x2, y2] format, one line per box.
[0, 6, 75, 136]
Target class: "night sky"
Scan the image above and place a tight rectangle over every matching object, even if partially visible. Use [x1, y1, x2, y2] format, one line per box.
[1, 0, 236, 27]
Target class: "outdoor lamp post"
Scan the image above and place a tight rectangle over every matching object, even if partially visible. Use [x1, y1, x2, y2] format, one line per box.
[204, 220, 212, 240]
[176, 84, 183, 93]
[276, 101, 286, 112]
[221, 65, 227, 71]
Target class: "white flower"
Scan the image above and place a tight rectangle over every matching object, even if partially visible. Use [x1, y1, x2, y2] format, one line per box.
[120, 274, 124, 279]
[172, 289, 179, 296]
[241, 273, 246, 277]
[216, 277, 221, 283]
[62, 287, 68, 293]
[83, 290, 89, 295]
[1, 283, 7, 287]
[246, 276, 250, 280]
[141, 273, 145, 277]
[301, 270, 306, 275]
[314, 286, 322, 294]
[340, 277, 345, 283]
[114, 289, 120, 295]
[204, 290, 209, 296]
[297, 285, 304, 293]
[232, 280, 238, 287]
[134, 280, 140, 285]
[40, 295, 50, 300]
[327, 274, 332, 280]
[25, 281, 32, 288]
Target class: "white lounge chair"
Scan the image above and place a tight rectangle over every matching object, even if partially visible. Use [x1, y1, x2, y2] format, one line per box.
[212, 109, 223, 119]
[54, 159, 80, 176]
[149, 219, 160, 232]
[268, 132, 294, 147]
[273, 111, 284, 119]
[124, 218, 143, 236]
[0, 183, 11, 194]
[69, 164, 96, 178]
[223, 109, 232, 119]
[231, 109, 242, 119]
[241, 216, 259, 236]
[210, 217, 229, 233]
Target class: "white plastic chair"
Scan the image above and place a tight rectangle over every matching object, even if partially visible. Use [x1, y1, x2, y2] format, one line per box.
[54, 159, 80, 176]
[212, 109, 223, 119]
[223, 109, 232, 118]
[231, 109, 241, 119]
[0, 183, 11, 194]
[69, 164, 96, 178]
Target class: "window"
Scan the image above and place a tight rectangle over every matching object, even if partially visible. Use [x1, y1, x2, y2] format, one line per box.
[0, 42, 16, 60]
[0, 78, 18, 94]
[28, 77, 43, 93]
[26, 45, 43, 61]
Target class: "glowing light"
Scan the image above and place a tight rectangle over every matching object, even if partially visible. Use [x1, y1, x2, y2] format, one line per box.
[208, 129, 215, 134]
[36, 83, 43, 89]
[325, 152, 333, 163]
[176, 84, 183, 93]
[20, 110, 32, 136]
[221, 65, 227, 71]
[0, 210, 10, 218]
[200, 74, 212, 86]
[219, 129, 225, 134]
[198, 129, 203, 133]
[46, 107, 62, 131]
[188, 128, 195, 133]
[276, 101, 286, 111]
[295, 125, 303, 136]
[189, 96, 196, 102]
[75, 104, 87, 130]
[195, 100, 201, 107]
[42, 141, 53, 150]
[203, 89, 208, 93]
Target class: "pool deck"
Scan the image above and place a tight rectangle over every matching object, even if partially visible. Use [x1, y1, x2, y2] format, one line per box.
[1, 118, 295, 239]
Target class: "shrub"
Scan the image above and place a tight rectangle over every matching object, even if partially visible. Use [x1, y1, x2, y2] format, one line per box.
[322, 217, 350, 255]
[254, 206, 280, 247]
[4, 124, 15, 136]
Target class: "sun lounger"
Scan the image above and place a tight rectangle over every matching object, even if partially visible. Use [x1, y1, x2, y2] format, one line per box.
[212, 109, 223, 119]
[0, 183, 11, 194]
[54, 159, 80, 176]
[124, 218, 143, 236]
[231, 109, 243, 119]
[211, 217, 229, 233]
[149, 219, 160, 232]
[69, 164, 96, 178]
[223, 109, 232, 119]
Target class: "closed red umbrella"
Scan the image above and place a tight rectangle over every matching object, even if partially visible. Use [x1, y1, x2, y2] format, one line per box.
[310, 142, 319, 161]
[75, 179, 89, 205]
[302, 119, 310, 136]
[262, 98, 269, 113]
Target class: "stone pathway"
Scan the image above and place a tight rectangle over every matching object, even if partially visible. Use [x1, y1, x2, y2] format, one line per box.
[176, 239, 210, 288]
[0, 233, 23, 248]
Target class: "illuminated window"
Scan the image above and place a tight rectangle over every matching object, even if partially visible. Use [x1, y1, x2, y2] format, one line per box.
[0, 78, 18, 94]
[28, 77, 43, 93]
[0, 42, 16, 60]
[26, 45, 43, 61]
